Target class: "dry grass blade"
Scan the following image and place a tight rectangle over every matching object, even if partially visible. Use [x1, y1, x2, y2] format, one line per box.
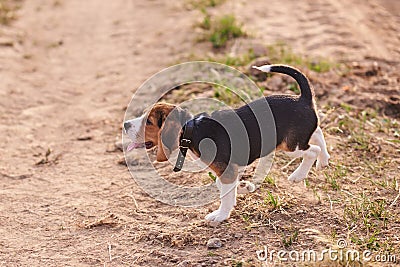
[83, 213, 119, 229]
[390, 189, 400, 207]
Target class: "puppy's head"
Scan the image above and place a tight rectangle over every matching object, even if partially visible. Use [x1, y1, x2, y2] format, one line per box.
[124, 103, 191, 161]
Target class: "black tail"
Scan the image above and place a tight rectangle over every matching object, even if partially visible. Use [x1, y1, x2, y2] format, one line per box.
[253, 64, 314, 104]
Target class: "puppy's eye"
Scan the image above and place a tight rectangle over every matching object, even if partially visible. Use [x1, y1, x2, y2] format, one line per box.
[146, 118, 152, 125]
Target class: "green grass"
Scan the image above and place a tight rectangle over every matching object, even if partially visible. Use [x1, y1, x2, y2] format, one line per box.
[193, 41, 336, 75]
[197, 13, 246, 48]
[327, 106, 399, 185]
[236, 188, 294, 226]
[344, 193, 390, 251]
[264, 175, 276, 186]
[324, 164, 347, 191]
[265, 191, 281, 210]
[184, 48, 257, 67]
[333, 108, 380, 154]
[318, 104, 399, 252]
[187, 43, 337, 106]
[287, 82, 300, 94]
[188, 50, 258, 106]
[173, 52, 262, 106]
[185, 0, 226, 10]
[230, 259, 244, 267]
[207, 251, 217, 257]
[208, 171, 217, 182]
[212, 84, 249, 106]
[205, 48, 257, 67]
[266, 42, 336, 73]
[199, 11, 211, 30]
[282, 229, 299, 248]
[208, 15, 245, 48]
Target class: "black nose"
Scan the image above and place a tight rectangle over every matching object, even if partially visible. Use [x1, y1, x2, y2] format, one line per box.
[123, 122, 131, 132]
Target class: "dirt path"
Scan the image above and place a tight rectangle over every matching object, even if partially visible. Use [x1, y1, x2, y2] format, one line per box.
[1, 1, 201, 265]
[1, 0, 399, 266]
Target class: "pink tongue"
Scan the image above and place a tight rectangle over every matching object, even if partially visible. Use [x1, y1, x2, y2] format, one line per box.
[126, 142, 142, 152]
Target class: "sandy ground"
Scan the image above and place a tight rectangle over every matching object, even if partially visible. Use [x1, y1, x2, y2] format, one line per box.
[0, 0, 399, 266]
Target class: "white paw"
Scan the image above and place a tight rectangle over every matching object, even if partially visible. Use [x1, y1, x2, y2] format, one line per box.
[288, 171, 307, 183]
[237, 181, 256, 194]
[205, 209, 230, 222]
[316, 153, 330, 170]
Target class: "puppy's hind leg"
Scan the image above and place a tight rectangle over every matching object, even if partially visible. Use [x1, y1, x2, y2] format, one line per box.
[286, 145, 321, 182]
[310, 126, 330, 170]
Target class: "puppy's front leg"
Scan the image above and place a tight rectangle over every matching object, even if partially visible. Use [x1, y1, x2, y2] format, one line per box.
[206, 163, 238, 222]
[205, 178, 238, 222]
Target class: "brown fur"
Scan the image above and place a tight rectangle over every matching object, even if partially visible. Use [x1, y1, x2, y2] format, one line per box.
[143, 103, 186, 161]
[276, 141, 291, 152]
[209, 162, 238, 184]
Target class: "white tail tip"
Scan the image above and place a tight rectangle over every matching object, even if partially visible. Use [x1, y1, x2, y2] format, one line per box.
[252, 65, 272, 73]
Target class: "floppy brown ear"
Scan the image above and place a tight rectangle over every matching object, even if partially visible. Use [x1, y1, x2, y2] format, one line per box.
[156, 107, 191, 162]
[156, 118, 181, 162]
[156, 131, 169, 162]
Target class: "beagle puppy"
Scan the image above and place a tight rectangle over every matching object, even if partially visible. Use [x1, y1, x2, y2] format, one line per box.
[124, 64, 330, 223]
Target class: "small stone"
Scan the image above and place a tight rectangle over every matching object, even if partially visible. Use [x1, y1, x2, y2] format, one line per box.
[76, 135, 92, 141]
[207, 238, 222, 249]
[117, 156, 127, 166]
[234, 233, 243, 238]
